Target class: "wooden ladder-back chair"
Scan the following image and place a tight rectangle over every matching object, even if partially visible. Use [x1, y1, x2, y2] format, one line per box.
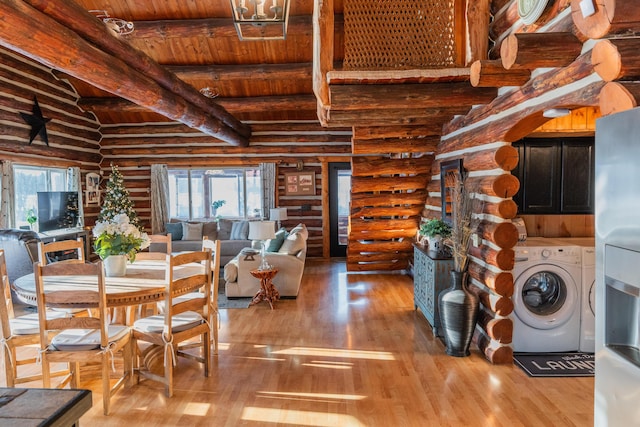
[38, 239, 90, 317]
[0, 249, 69, 387]
[37, 238, 85, 265]
[34, 261, 133, 415]
[202, 237, 221, 354]
[132, 250, 212, 397]
[140, 234, 172, 257]
[135, 234, 172, 318]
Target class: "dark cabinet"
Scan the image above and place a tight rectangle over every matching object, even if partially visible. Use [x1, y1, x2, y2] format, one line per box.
[513, 137, 594, 214]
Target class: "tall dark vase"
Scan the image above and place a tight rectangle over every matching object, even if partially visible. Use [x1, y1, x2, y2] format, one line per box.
[438, 270, 479, 357]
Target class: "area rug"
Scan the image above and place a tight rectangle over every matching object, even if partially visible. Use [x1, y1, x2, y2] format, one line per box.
[514, 352, 595, 377]
[217, 280, 252, 309]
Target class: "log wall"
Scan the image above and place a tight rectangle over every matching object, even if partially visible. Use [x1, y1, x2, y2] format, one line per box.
[0, 46, 101, 226]
[99, 122, 352, 258]
[423, 3, 605, 363]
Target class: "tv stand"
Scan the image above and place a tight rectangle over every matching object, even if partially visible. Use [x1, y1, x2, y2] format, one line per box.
[38, 228, 91, 261]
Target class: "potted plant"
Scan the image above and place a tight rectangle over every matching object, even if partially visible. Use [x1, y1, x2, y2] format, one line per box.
[26, 208, 37, 231]
[438, 169, 480, 357]
[93, 213, 150, 276]
[211, 200, 226, 217]
[418, 218, 452, 252]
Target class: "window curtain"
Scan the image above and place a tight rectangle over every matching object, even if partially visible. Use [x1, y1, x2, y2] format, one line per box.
[67, 167, 84, 228]
[260, 162, 276, 219]
[150, 164, 169, 234]
[1, 161, 15, 228]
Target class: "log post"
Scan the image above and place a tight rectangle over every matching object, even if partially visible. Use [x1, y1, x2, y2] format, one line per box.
[599, 81, 640, 116]
[463, 145, 520, 171]
[468, 282, 514, 316]
[478, 220, 519, 249]
[481, 200, 518, 220]
[473, 328, 513, 364]
[467, 174, 520, 198]
[468, 244, 515, 271]
[592, 38, 640, 82]
[476, 308, 512, 343]
[571, 0, 640, 39]
[470, 60, 531, 87]
[468, 261, 513, 297]
[501, 33, 583, 70]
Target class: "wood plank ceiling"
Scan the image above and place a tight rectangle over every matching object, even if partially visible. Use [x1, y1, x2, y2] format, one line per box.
[58, 0, 329, 126]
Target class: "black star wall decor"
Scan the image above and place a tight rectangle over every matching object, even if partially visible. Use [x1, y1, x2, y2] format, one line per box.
[20, 96, 51, 146]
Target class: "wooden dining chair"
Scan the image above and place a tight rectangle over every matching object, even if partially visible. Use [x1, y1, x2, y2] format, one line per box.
[132, 250, 212, 397]
[140, 234, 172, 257]
[202, 237, 221, 354]
[38, 239, 90, 317]
[34, 260, 133, 415]
[37, 239, 85, 265]
[135, 235, 172, 318]
[0, 249, 69, 387]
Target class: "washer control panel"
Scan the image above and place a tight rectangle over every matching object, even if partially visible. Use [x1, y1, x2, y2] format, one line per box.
[514, 246, 581, 265]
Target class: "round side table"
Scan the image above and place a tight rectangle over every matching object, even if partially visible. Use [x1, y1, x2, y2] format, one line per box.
[249, 268, 279, 309]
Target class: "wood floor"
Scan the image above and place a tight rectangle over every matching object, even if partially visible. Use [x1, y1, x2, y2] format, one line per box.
[5, 259, 594, 426]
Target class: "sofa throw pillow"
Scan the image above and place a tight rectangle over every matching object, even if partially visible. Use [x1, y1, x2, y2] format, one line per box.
[217, 219, 233, 240]
[165, 222, 183, 241]
[202, 222, 218, 240]
[278, 232, 305, 256]
[230, 220, 249, 240]
[266, 228, 287, 252]
[182, 222, 203, 241]
[289, 223, 309, 241]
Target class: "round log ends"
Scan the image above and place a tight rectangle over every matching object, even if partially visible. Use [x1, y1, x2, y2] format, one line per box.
[599, 81, 639, 116]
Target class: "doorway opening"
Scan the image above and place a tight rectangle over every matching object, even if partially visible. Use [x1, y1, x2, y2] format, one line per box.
[329, 163, 351, 257]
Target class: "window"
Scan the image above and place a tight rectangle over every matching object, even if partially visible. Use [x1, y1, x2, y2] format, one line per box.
[168, 167, 263, 220]
[14, 165, 67, 228]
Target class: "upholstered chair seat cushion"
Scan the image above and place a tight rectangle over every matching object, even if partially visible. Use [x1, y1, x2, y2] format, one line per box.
[10, 311, 68, 335]
[133, 311, 204, 334]
[51, 325, 131, 351]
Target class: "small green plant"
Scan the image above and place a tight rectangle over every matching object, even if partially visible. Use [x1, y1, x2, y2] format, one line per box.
[419, 218, 452, 238]
[26, 209, 37, 226]
[211, 200, 226, 210]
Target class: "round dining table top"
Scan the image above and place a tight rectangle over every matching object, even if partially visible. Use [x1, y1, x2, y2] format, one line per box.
[12, 259, 204, 308]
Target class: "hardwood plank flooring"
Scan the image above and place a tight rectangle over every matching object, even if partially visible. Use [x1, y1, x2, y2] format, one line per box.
[3, 259, 594, 426]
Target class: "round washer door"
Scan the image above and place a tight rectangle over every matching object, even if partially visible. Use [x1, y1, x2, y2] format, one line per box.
[514, 263, 579, 330]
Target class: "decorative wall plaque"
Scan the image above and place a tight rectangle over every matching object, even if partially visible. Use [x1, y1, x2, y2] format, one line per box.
[517, 0, 551, 25]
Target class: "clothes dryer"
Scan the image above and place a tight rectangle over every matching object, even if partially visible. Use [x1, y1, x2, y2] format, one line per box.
[512, 238, 581, 353]
[553, 237, 596, 353]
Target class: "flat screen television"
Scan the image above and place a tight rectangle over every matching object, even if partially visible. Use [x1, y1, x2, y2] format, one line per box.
[37, 191, 80, 233]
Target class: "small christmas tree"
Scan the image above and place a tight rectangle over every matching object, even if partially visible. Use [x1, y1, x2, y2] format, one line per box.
[97, 164, 142, 231]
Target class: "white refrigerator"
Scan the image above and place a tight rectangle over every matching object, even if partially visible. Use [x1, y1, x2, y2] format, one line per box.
[595, 107, 640, 426]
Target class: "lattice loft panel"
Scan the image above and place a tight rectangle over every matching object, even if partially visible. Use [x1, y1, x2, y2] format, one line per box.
[343, 0, 457, 70]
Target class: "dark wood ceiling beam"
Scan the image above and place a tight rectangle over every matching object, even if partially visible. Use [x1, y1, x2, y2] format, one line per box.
[130, 15, 313, 39]
[22, 0, 250, 145]
[166, 63, 313, 82]
[329, 83, 497, 110]
[78, 95, 317, 115]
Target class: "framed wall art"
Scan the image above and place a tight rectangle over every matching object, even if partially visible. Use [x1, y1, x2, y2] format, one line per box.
[285, 172, 316, 196]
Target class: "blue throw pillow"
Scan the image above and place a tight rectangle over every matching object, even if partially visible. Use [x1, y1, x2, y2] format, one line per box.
[266, 228, 288, 252]
[165, 222, 183, 241]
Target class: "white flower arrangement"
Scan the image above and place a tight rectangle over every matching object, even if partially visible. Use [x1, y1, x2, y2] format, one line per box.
[93, 213, 150, 262]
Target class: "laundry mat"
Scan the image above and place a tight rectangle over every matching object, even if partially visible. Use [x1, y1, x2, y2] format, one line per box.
[514, 352, 595, 377]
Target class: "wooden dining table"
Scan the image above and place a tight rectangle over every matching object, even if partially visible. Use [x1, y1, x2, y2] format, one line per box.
[12, 259, 204, 324]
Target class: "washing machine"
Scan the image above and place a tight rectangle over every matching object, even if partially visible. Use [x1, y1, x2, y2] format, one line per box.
[553, 237, 596, 353]
[511, 238, 582, 353]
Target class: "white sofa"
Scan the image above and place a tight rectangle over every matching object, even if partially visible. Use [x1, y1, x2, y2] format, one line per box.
[224, 224, 308, 298]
